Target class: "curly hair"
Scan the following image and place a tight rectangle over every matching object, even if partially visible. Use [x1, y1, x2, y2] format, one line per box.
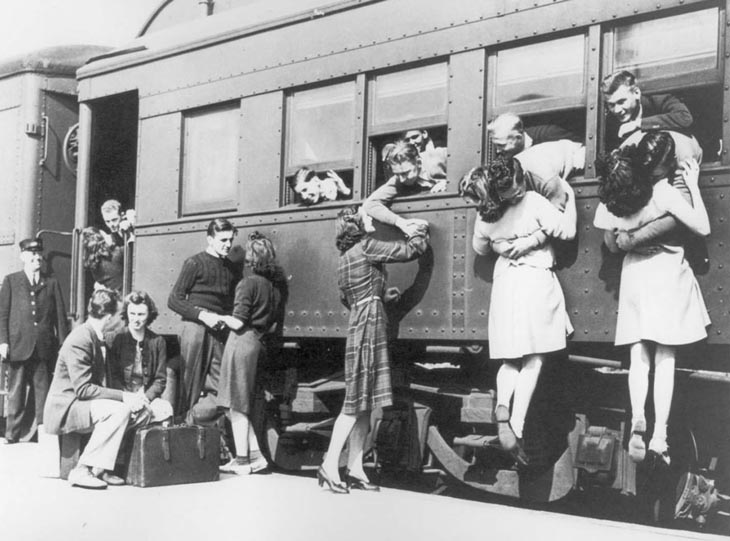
[335, 206, 366, 253]
[246, 231, 286, 283]
[596, 146, 653, 217]
[121, 290, 159, 325]
[87, 288, 118, 319]
[82, 227, 112, 270]
[635, 130, 676, 181]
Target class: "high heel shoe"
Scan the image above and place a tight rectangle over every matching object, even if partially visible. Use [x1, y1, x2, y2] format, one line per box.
[317, 466, 349, 494]
[344, 469, 380, 491]
[495, 405, 517, 451]
[628, 420, 647, 464]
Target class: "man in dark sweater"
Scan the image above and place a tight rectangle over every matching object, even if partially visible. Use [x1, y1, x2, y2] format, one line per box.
[168, 218, 241, 416]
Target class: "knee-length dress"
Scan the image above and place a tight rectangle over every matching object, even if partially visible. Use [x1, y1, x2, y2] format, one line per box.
[218, 273, 287, 414]
[339, 233, 429, 414]
[594, 179, 710, 346]
[473, 192, 575, 360]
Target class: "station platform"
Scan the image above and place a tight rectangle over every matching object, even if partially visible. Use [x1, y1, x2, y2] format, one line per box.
[0, 439, 726, 541]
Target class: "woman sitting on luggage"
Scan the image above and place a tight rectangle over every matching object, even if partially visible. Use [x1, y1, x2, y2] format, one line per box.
[108, 291, 173, 425]
[218, 232, 288, 475]
[459, 159, 576, 465]
[318, 206, 430, 493]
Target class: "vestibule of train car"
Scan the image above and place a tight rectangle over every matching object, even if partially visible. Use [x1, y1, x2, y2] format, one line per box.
[82, 91, 138, 301]
[87, 91, 138, 220]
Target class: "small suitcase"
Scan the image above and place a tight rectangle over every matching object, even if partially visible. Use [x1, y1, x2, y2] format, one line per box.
[126, 425, 220, 487]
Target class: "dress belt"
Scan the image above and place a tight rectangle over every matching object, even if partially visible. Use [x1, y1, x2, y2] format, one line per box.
[355, 295, 381, 307]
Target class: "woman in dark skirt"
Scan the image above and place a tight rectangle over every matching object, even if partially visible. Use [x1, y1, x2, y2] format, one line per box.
[318, 206, 430, 493]
[218, 232, 288, 475]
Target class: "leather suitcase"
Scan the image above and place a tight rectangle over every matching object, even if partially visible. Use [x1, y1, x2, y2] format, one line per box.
[126, 425, 220, 487]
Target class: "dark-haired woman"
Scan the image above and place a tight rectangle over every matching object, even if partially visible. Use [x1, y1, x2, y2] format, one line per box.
[82, 227, 124, 292]
[218, 232, 288, 475]
[108, 291, 173, 424]
[593, 132, 710, 465]
[318, 206, 429, 493]
[459, 159, 576, 465]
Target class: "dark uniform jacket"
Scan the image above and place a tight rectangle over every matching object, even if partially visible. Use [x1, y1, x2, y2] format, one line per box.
[43, 322, 124, 434]
[0, 271, 68, 363]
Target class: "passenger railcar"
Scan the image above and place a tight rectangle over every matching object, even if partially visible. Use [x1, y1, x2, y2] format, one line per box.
[72, 0, 729, 519]
[0, 45, 108, 417]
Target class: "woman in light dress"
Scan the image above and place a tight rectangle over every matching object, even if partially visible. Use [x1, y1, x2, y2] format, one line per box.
[593, 132, 711, 465]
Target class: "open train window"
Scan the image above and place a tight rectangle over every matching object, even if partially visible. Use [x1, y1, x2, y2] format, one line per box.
[367, 63, 448, 193]
[181, 102, 240, 215]
[603, 7, 722, 162]
[486, 33, 588, 163]
[283, 81, 357, 206]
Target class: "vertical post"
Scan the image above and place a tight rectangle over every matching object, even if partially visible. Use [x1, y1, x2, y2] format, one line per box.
[17, 74, 43, 245]
[72, 102, 93, 322]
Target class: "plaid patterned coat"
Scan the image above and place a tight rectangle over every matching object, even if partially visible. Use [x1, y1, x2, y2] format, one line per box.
[338, 233, 429, 414]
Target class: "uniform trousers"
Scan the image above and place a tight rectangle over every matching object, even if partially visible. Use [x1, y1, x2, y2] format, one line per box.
[4, 351, 49, 442]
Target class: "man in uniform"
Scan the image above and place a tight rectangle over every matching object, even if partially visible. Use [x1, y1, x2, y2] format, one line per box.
[0, 238, 68, 443]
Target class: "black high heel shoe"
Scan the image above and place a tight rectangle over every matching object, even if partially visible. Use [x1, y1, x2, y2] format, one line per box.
[317, 466, 349, 494]
[344, 469, 380, 491]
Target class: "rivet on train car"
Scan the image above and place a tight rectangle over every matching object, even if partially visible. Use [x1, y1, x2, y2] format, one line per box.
[719, 264, 724, 269]
[573, 309, 579, 315]
[584, 330, 589, 334]
[584, 269, 590, 274]
[605, 330, 609, 335]
[408, 328, 413, 333]
[480, 311, 486, 316]
[585, 289, 590, 294]
[721, 194, 725, 199]
[719, 286, 724, 291]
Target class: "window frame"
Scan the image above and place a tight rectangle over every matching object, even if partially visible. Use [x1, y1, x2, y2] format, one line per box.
[365, 61, 450, 195]
[600, 4, 726, 165]
[179, 101, 241, 216]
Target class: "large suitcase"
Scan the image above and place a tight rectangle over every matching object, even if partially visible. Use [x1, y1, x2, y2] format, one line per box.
[126, 425, 220, 487]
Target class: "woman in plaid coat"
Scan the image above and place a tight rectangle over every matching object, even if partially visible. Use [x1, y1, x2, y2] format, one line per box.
[318, 206, 429, 493]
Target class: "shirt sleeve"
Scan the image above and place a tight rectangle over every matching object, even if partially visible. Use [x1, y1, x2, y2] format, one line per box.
[472, 219, 492, 256]
[593, 202, 616, 231]
[231, 278, 255, 325]
[534, 194, 574, 240]
[167, 257, 202, 320]
[0, 275, 11, 345]
[363, 179, 401, 226]
[146, 336, 167, 401]
[362, 233, 429, 263]
[527, 171, 568, 211]
[641, 94, 693, 132]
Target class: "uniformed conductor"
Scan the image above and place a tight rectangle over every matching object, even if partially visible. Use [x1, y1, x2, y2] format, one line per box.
[0, 238, 68, 443]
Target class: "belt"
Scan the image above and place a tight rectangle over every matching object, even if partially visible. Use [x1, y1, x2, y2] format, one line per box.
[355, 295, 381, 307]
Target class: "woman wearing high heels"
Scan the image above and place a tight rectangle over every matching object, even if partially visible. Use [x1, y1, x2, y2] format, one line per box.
[318, 206, 430, 493]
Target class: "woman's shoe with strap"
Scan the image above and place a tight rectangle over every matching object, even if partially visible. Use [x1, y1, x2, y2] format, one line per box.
[317, 466, 349, 494]
[344, 469, 380, 491]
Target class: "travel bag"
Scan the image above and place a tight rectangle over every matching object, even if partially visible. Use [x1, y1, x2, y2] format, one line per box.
[126, 425, 220, 487]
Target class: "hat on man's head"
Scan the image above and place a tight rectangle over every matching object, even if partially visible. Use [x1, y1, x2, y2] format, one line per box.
[19, 238, 43, 253]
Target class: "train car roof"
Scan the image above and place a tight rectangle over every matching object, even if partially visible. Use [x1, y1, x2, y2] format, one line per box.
[0, 45, 112, 80]
[78, 0, 374, 79]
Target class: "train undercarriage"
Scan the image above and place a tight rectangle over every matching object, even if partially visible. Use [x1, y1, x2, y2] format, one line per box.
[257, 340, 729, 529]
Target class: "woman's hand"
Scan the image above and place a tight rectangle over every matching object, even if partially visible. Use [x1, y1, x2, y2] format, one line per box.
[681, 158, 700, 189]
[383, 287, 401, 304]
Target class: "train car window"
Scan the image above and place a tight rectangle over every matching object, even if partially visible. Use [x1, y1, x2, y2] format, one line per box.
[607, 7, 722, 161]
[284, 81, 357, 206]
[286, 81, 357, 170]
[486, 34, 587, 168]
[614, 9, 719, 82]
[494, 34, 585, 110]
[367, 63, 449, 192]
[181, 103, 239, 215]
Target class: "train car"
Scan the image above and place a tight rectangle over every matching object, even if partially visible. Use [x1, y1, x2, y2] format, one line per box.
[0, 45, 108, 419]
[73, 0, 728, 522]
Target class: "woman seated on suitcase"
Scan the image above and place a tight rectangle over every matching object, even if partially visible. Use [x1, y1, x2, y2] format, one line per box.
[108, 291, 173, 424]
